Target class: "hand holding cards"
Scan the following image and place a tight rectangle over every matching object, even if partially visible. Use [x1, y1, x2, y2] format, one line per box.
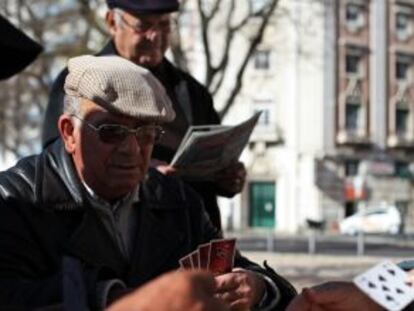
[179, 238, 236, 275]
[353, 261, 414, 311]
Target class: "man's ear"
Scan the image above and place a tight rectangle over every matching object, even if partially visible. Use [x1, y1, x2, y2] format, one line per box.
[58, 115, 76, 154]
[106, 10, 117, 37]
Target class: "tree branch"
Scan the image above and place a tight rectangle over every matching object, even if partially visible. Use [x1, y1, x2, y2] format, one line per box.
[78, 0, 108, 37]
[219, 0, 279, 118]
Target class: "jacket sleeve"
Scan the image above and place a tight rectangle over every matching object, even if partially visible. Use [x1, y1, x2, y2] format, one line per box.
[42, 68, 68, 148]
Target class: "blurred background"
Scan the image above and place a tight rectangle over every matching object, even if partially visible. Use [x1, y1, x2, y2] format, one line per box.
[2, 0, 414, 290]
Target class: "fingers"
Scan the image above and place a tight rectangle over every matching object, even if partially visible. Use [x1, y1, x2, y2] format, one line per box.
[189, 270, 217, 294]
[228, 298, 250, 311]
[153, 164, 177, 175]
[214, 162, 247, 193]
[407, 269, 414, 287]
[286, 294, 313, 311]
[304, 282, 352, 304]
[215, 291, 250, 311]
[215, 162, 246, 179]
[214, 270, 265, 311]
[215, 274, 239, 293]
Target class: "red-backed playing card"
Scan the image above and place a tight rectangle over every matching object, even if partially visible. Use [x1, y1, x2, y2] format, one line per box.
[179, 254, 193, 269]
[190, 250, 200, 269]
[198, 243, 211, 269]
[208, 238, 236, 275]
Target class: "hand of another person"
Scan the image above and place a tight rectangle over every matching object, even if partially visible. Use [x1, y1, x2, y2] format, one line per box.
[214, 162, 246, 195]
[150, 159, 177, 176]
[107, 270, 229, 311]
[286, 281, 383, 311]
[407, 269, 414, 287]
[214, 268, 266, 311]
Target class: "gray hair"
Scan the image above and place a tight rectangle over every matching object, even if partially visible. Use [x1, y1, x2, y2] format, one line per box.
[63, 95, 81, 115]
[63, 95, 82, 128]
[113, 8, 125, 28]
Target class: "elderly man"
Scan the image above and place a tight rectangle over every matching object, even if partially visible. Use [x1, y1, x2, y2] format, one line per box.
[0, 55, 295, 310]
[0, 19, 227, 311]
[42, 0, 246, 231]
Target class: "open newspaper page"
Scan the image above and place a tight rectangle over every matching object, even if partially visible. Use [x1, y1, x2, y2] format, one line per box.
[170, 111, 262, 180]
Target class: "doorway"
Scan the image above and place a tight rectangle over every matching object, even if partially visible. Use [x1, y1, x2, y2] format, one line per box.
[249, 181, 276, 228]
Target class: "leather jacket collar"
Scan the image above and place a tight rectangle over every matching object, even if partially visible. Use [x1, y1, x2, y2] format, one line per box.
[36, 140, 187, 212]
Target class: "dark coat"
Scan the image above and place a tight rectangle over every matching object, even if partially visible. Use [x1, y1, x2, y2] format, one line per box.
[42, 42, 226, 230]
[0, 141, 296, 310]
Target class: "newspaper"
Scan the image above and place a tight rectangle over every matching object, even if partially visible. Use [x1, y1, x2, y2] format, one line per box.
[170, 111, 262, 180]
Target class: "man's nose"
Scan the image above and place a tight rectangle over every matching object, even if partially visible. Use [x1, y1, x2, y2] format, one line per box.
[145, 28, 162, 41]
[117, 133, 141, 153]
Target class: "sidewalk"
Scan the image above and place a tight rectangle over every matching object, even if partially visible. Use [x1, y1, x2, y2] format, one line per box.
[244, 251, 404, 291]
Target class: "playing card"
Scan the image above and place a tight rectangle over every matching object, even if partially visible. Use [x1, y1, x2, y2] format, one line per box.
[190, 250, 200, 269]
[208, 238, 236, 275]
[198, 243, 211, 269]
[179, 254, 193, 269]
[354, 261, 414, 311]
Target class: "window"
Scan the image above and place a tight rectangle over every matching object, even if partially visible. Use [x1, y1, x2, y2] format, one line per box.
[345, 201, 357, 217]
[396, 11, 412, 41]
[346, 54, 361, 75]
[345, 159, 359, 176]
[346, 4, 359, 22]
[345, 3, 364, 31]
[395, 161, 411, 178]
[250, 0, 267, 15]
[255, 108, 270, 125]
[397, 12, 409, 31]
[253, 99, 273, 126]
[396, 60, 410, 80]
[254, 50, 270, 70]
[396, 106, 409, 134]
[345, 103, 361, 131]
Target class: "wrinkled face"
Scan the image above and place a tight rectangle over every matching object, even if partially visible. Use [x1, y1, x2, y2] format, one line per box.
[59, 100, 156, 201]
[107, 9, 171, 67]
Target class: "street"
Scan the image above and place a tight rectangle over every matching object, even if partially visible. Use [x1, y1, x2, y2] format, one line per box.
[233, 232, 414, 291]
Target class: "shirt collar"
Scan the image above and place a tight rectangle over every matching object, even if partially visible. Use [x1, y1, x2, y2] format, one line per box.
[82, 181, 140, 212]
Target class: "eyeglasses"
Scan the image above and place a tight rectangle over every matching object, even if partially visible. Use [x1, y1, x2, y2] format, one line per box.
[72, 115, 164, 144]
[116, 11, 171, 33]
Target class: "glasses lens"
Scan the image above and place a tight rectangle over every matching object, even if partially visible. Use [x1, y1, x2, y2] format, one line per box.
[137, 126, 164, 143]
[98, 124, 128, 143]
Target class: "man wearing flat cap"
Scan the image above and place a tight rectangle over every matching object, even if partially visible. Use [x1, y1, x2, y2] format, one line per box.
[0, 16, 233, 311]
[42, 0, 246, 231]
[0, 55, 295, 310]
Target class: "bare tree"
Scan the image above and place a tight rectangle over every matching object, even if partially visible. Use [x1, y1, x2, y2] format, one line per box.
[0, 0, 280, 159]
[0, 0, 107, 159]
[171, 0, 280, 118]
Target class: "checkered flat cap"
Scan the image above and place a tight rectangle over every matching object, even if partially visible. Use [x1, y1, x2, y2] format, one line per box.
[64, 55, 175, 123]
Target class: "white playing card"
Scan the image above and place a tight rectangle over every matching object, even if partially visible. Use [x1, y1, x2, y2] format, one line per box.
[354, 261, 414, 311]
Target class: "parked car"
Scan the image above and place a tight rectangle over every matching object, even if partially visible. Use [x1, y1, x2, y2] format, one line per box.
[339, 205, 401, 235]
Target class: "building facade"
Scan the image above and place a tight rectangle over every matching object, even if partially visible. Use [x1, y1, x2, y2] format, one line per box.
[215, 0, 414, 233]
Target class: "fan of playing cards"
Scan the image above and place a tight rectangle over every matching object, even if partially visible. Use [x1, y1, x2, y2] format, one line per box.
[353, 261, 414, 311]
[179, 238, 236, 275]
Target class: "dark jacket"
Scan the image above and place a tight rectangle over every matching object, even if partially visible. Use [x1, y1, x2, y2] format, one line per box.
[42, 41, 227, 230]
[0, 141, 296, 310]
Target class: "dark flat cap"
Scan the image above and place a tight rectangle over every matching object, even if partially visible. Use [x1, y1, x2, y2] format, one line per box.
[0, 15, 43, 80]
[106, 0, 179, 14]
